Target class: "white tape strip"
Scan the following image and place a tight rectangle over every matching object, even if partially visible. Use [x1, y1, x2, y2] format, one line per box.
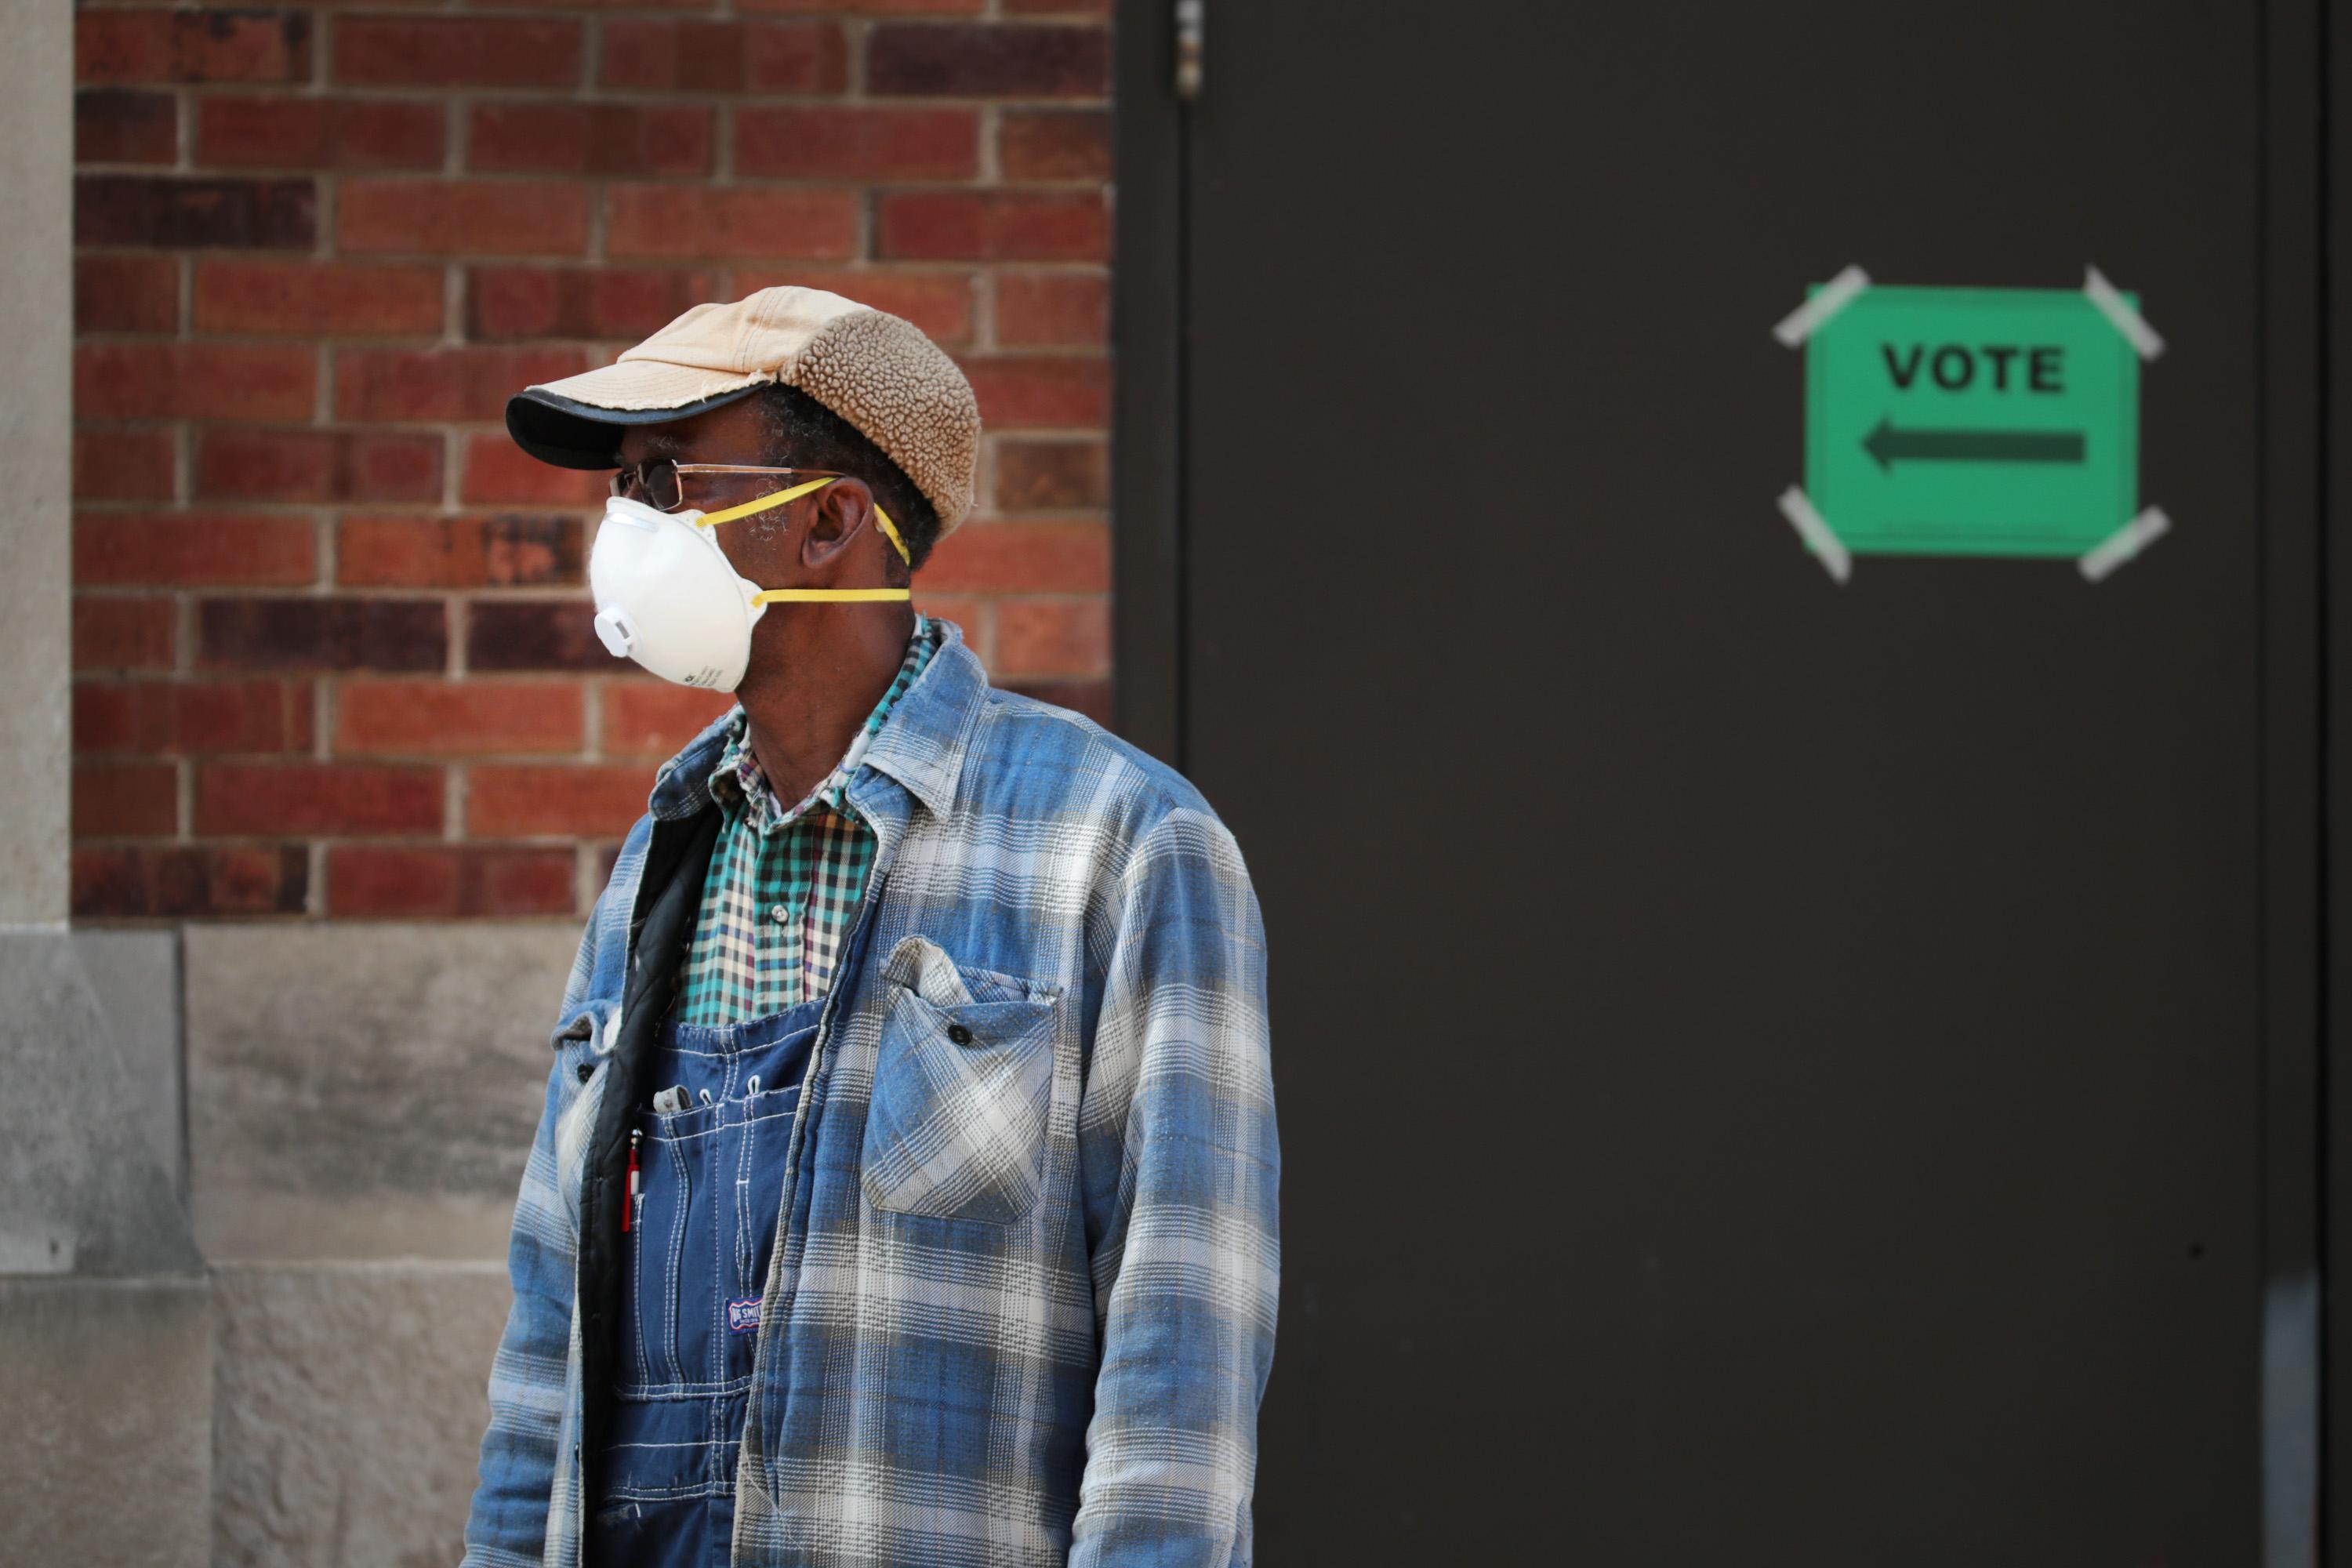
[1776, 486, 1852, 583]
[2078, 506, 2172, 583]
[2084, 266, 2165, 361]
[1772, 265, 1871, 348]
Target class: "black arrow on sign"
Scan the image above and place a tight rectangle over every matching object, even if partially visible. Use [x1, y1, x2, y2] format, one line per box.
[1863, 417, 2085, 472]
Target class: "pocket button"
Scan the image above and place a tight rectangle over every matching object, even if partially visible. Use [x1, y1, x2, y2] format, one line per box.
[946, 1023, 974, 1046]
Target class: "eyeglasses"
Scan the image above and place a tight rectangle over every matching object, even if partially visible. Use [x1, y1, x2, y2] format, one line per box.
[609, 460, 839, 515]
[611, 459, 913, 566]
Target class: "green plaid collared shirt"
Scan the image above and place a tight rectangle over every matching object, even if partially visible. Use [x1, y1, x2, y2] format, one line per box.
[673, 613, 941, 1026]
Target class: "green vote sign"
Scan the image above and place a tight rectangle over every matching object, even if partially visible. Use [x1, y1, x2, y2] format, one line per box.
[1801, 283, 2143, 558]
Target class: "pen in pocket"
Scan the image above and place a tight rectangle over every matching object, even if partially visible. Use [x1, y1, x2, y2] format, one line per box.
[623, 1127, 641, 1235]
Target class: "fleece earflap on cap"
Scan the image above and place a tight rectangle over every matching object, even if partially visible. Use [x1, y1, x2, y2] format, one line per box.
[506, 285, 982, 536]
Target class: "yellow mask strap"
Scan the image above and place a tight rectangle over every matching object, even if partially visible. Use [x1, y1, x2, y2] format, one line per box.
[697, 475, 915, 567]
[696, 475, 839, 529]
[752, 586, 913, 604]
[868, 504, 911, 564]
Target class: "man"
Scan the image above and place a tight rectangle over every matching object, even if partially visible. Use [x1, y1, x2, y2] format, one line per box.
[459, 286, 1279, 1568]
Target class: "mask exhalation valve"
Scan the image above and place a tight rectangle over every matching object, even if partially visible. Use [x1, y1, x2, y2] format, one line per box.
[594, 607, 637, 659]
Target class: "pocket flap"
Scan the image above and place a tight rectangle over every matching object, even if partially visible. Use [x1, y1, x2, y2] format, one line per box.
[551, 999, 619, 1057]
[881, 935, 975, 1010]
[880, 934, 1057, 1009]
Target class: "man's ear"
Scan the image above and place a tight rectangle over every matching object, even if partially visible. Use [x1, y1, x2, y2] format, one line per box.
[798, 479, 874, 575]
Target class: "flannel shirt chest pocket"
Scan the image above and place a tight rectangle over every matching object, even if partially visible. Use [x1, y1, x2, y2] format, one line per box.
[862, 935, 1062, 1226]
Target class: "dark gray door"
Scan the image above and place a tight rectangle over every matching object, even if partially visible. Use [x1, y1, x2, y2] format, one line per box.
[1142, 2, 2300, 1560]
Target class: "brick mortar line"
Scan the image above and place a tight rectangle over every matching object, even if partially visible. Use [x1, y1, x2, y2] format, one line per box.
[67, 833, 627, 850]
[89, 85, 1112, 109]
[75, 255, 1095, 273]
[341, 673, 617, 687]
[71, 258, 1101, 292]
[85, 586, 1115, 605]
[975, 101, 1000, 183]
[70, 496, 1106, 514]
[68, 244, 408, 266]
[581, 673, 605, 760]
[314, 10, 1109, 21]
[71, 158, 226, 176]
[159, 524, 1052, 555]
[173, 85, 194, 174]
[310, 8, 332, 91]
[974, 261, 996, 353]
[172, 418, 193, 505]
[306, 169, 1105, 186]
[75, 423, 1101, 453]
[72, 180, 1109, 205]
[75, 296, 1100, 347]
[68, 833, 478, 844]
[447, 587, 470, 676]
[446, 93, 471, 177]
[156, 753, 606, 775]
[74, 586, 596, 600]
[576, 8, 600, 100]
[73, 2, 1102, 12]
[844, 16, 867, 100]
[70, 495, 601, 513]
[310, 508, 336, 597]
[80, 270, 1109, 310]
[74, 351, 1088, 384]
[71, 338, 1083, 363]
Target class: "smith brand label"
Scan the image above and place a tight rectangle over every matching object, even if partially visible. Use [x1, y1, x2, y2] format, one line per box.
[1803, 284, 2142, 557]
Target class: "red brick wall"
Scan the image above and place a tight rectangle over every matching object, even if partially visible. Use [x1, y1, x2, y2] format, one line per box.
[69, 0, 1112, 921]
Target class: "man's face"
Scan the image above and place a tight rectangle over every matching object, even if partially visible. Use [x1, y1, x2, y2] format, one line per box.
[612, 397, 800, 587]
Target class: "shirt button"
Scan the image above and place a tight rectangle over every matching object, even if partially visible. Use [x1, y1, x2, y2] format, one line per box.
[771, 904, 790, 924]
[946, 1024, 974, 1047]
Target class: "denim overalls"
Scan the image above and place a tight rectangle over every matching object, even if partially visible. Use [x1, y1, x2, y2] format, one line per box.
[590, 996, 825, 1566]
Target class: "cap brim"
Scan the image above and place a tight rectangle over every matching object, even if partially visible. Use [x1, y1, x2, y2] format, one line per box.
[506, 383, 765, 472]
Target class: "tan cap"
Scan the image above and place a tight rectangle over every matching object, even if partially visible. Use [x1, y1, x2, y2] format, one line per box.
[506, 285, 981, 535]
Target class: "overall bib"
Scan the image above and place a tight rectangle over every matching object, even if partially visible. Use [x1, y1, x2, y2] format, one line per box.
[591, 996, 824, 1567]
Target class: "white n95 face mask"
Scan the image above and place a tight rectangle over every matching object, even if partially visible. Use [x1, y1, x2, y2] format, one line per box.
[588, 476, 912, 691]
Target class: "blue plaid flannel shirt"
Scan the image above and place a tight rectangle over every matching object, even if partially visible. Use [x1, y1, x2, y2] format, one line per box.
[461, 615, 1279, 1568]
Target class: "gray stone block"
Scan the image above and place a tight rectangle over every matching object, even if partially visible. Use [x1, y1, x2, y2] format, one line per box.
[185, 923, 582, 1261]
[74, 927, 185, 1200]
[0, 927, 199, 1275]
[212, 1262, 512, 1568]
[0, 1276, 212, 1567]
[0, 0, 73, 924]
